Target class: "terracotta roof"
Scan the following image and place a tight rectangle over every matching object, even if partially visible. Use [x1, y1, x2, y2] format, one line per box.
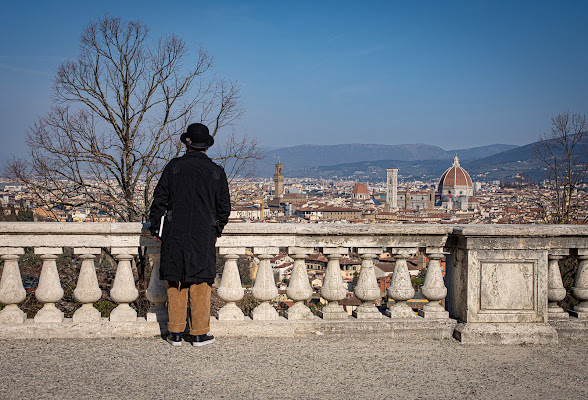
[306, 253, 328, 262]
[375, 262, 396, 273]
[352, 183, 370, 194]
[320, 207, 362, 212]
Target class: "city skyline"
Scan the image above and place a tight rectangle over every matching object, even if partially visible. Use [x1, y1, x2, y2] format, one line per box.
[1, 0, 587, 164]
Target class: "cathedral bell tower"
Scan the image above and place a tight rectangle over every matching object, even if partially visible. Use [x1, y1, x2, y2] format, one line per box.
[273, 157, 284, 199]
[386, 167, 398, 210]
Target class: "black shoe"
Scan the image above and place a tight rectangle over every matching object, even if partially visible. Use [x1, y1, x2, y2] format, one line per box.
[166, 332, 182, 346]
[190, 333, 215, 347]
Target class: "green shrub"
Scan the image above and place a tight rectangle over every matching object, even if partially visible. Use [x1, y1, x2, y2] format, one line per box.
[94, 299, 117, 317]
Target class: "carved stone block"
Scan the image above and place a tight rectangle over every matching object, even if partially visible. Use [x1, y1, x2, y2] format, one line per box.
[480, 261, 535, 311]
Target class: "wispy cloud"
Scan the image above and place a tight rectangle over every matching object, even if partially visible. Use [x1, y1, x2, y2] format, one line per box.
[327, 34, 345, 43]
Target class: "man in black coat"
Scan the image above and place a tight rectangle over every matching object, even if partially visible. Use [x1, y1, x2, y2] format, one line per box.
[149, 123, 231, 346]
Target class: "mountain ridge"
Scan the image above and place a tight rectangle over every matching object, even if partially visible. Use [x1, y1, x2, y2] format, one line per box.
[258, 143, 518, 177]
[282, 136, 587, 183]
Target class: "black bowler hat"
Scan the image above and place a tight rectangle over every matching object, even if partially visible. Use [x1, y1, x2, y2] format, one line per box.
[180, 123, 214, 149]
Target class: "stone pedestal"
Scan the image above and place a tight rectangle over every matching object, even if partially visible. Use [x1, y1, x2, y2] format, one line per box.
[446, 226, 560, 344]
[251, 302, 279, 321]
[217, 249, 246, 321]
[419, 250, 449, 319]
[251, 249, 279, 321]
[353, 249, 383, 319]
[217, 302, 245, 321]
[34, 248, 64, 323]
[73, 248, 102, 323]
[319, 248, 348, 320]
[319, 302, 349, 320]
[286, 248, 314, 320]
[386, 249, 417, 319]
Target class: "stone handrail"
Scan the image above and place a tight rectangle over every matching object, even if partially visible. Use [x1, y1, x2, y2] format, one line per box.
[0, 222, 587, 343]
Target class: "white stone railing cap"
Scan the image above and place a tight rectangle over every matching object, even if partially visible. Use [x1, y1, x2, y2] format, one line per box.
[0, 221, 146, 234]
[222, 223, 453, 236]
[453, 224, 588, 237]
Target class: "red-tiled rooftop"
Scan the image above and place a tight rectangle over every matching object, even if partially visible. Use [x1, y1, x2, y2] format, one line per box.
[352, 183, 370, 194]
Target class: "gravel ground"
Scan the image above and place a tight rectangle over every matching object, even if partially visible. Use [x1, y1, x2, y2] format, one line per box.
[1, 336, 587, 400]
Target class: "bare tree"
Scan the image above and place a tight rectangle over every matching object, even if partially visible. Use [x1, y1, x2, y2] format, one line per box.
[6, 15, 261, 222]
[534, 112, 588, 224]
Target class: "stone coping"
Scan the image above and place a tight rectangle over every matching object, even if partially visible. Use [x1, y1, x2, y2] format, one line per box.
[453, 224, 588, 237]
[0, 222, 585, 250]
[0, 222, 453, 235]
[0, 222, 584, 237]
[0, 221, 146, 234]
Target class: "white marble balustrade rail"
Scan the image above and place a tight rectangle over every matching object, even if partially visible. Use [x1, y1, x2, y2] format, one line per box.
[0, 222, 587, 343]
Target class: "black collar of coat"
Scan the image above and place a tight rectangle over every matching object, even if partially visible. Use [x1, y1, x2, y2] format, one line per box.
[183, 151, 210, 160]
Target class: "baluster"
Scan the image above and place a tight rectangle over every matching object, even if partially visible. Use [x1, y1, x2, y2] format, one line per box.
[572, 250, 588, 319]
[72, 248, 102, 323]
[145, 246, 168, 324]
[286, 247, 314, 320]
[418, 249, 449, 318]
[0, 248, 26, 323]
[251, 247, 279, 320]
[109, 248, 139, 322]
[353, 248, 383, 319]
[386, 248, 417, 318]
[319, 248, 348, 320]
[217, 248, 246, 321]
[547, 251, 569, 320]
[34, 247, 64, 323]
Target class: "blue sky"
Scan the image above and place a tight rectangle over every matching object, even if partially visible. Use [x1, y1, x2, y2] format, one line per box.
[1, 0, 587, 160]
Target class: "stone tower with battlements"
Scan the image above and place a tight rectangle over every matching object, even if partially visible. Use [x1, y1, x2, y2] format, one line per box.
[273, 157, 284, 199]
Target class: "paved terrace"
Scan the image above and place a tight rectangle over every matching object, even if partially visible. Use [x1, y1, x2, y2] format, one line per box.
[1, 335, 587, 400]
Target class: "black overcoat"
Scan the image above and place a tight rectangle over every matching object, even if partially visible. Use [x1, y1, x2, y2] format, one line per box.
[149, 151, 231, 282]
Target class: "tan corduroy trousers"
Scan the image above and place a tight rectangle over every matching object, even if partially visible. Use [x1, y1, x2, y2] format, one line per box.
[166, 281, 211, 335]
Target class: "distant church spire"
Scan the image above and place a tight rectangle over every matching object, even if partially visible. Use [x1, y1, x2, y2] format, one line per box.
[453, 153, 460, 166]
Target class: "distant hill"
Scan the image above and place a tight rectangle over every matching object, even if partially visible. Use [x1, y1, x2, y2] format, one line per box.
[447, 144, 519, 160]
[285, 136, 587, 183]
[462, 134, 588, 182]
[258, 143, 518, 177]
[287, 159, 452, 182]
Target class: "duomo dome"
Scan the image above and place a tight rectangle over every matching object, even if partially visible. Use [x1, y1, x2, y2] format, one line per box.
[437, 154, 473, 197]
[351, 183, 370, 200]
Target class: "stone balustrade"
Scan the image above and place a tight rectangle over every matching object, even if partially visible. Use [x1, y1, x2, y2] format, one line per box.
[0, 222, 587, 343]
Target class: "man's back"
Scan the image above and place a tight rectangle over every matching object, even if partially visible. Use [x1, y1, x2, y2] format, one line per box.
[149, 150, 230, 282]
[166, 151, 228, 233]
